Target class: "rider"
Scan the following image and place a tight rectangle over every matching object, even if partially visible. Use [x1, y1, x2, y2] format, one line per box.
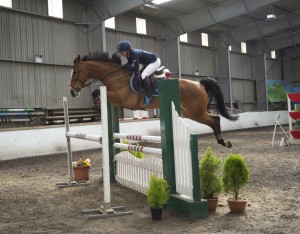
[117, 40, 161, 105]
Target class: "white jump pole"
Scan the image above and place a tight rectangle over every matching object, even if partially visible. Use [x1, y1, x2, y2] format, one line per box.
[113, 143, 162, 155]
[113, 133, 161, 142]
[66, 132, 101, 142]
[100, 86, 111, 208]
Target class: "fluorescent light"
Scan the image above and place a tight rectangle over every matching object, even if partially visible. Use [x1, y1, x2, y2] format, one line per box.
[267, 14, 276, 19]
[267, 6, 276, 20]
[152, 0, 172, 5]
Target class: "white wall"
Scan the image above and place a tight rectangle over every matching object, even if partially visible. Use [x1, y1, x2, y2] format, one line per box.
[0, 111, 289, 161]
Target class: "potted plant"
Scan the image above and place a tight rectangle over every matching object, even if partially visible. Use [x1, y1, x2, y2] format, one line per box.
[72, 158, 92, 181]
[199, 147, 223, 212]
[222, 153, 250, 213]
[146, 174, 170, 220]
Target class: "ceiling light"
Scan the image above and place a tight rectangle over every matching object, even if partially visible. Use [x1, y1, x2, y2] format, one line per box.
[267, 13, 276, 19]
[152, 0, 172, 5]
[267, 6, 276, 19]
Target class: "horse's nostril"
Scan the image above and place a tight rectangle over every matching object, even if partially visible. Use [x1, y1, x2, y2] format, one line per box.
[70, 90, 76, 97]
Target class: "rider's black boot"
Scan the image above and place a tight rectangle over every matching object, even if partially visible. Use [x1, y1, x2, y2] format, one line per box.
[143, 76, 153, 105]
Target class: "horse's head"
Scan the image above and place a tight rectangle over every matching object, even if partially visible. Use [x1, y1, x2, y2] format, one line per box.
[69, 52, 125, 97]
[69, 54, 87, 97]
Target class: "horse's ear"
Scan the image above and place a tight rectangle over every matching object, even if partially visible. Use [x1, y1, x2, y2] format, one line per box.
[73, 54, 80, 64]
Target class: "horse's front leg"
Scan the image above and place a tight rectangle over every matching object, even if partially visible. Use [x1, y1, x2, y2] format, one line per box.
[106, 90, 121, 105]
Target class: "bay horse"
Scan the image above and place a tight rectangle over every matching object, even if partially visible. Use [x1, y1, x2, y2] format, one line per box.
[69, 52, 238, 148]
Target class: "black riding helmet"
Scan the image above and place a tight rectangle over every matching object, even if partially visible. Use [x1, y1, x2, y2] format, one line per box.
[117, 41, 132, 52]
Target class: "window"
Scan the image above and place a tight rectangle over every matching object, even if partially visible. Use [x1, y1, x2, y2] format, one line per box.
[180, 33, 188, 42]
[0, 0, 12, 8]
[201, 33, 208, 46]
[105, 17, 115, 29]
[136, 18, 146, 34]
[241, 42, 247, 53]
[48, 0, 63, 19]
[271, 50, 276, 59]
[228, 45, 232, 51]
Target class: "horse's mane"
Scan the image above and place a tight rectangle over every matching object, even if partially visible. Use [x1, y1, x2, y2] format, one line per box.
[81, 51, 121, 64]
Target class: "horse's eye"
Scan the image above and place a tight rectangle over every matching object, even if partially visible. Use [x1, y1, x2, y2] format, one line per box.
[73, 71, 77, 75]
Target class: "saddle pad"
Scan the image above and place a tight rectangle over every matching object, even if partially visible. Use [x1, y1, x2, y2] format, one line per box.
[130, 74, 159, 96]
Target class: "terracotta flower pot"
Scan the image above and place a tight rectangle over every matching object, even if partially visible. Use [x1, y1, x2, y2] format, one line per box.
[227, 198, 247, 213]
[207, 197, 218, 212]
[73, 166, 90, 181]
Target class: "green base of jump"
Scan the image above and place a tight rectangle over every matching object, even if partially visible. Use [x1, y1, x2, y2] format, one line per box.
[168, 194, 208, 219]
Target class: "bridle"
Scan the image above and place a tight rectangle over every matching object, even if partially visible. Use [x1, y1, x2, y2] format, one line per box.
[70, 61, 123, 91]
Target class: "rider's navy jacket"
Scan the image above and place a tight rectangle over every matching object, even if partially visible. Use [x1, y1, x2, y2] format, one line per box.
[122, 49, 157, 73]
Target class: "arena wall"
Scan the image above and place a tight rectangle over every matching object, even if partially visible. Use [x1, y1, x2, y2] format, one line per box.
[0, 111, 289, 161]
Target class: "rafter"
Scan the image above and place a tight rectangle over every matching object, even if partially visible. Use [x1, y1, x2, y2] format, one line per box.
[229, 11, 300, 43]
[163, 0, 283, 40]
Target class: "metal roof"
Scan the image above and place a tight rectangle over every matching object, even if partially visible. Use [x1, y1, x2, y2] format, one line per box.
[72, 0, 300, 51]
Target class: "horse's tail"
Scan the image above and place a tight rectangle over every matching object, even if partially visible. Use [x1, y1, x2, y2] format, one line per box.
[199, 77, 239, 121]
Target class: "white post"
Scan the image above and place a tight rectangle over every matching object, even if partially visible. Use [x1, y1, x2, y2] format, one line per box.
[63, 97, 74, 181]
[82, 86, 132, 218]
[100, 86, 111, 209]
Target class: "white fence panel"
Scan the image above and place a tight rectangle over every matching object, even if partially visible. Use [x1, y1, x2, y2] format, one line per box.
[171, 102, 193, 199]
[115, 151, 163, 194]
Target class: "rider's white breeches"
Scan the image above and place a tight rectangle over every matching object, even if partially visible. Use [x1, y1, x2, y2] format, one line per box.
[141, 58, 161, 80]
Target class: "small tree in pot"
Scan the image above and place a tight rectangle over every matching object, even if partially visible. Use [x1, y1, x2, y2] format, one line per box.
[199, 147, 223, 212]
[146, 175, 170, 220]
[222, 153, 250, 213]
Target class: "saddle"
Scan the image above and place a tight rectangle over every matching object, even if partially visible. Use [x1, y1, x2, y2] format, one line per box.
[130, 67, 171, 109]
[130, 66, 171, 96]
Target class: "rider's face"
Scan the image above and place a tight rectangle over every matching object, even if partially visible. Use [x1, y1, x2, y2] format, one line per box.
[120, 51, 128, 57]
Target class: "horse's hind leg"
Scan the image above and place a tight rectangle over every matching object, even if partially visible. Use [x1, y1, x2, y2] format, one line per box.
[196, 112, 232, 148]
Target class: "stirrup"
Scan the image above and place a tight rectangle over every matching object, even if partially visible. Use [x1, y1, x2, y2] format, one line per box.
[143, 96, 152, 105]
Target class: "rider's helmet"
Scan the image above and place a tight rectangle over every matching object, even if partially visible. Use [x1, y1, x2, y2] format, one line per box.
[117, 41, 132, 52]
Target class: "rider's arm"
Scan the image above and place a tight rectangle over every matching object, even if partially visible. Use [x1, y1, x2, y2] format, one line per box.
[121, 50, 139, 73]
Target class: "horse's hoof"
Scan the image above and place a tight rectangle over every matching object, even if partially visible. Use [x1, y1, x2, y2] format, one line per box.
[224, 141, 232, 148]
[218, 139, 232, 148]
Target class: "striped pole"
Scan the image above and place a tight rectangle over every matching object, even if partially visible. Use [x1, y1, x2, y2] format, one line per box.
[0, 118, 30, 122]
[113, 133, 161, 143]
[0, 108, 35, 112]
[66, 132, 101, 143]
[113, 143, 162, 155]
[119, 116, 149, 121]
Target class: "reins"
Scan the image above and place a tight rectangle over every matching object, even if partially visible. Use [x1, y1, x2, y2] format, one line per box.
[73, 62, 123, 89]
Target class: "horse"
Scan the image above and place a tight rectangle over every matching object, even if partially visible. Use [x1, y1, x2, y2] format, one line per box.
[69, 52, 238, 148]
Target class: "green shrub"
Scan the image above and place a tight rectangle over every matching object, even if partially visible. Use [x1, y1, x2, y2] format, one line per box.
[146, 175, 169, 208]
[199, 147, 222, 199]
[222, 154, 250, 200]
